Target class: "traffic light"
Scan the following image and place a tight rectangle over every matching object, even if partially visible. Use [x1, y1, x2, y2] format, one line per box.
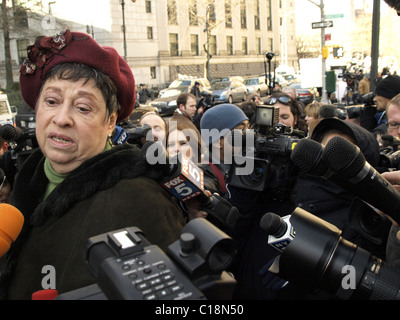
[333, 47, 344, 58]
[322, 46, 329, 59]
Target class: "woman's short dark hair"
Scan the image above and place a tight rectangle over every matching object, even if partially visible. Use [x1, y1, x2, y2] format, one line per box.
[42, 63, 120, 118]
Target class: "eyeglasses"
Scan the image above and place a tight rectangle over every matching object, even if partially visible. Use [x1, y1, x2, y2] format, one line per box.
[265, 96, 291, 106]
[0, 176, 6, 191]
[387, 122, 400, 130]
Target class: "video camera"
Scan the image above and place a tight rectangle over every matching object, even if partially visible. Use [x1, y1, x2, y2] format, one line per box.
[261, 207, 400, 300]
[0, 114, 38, 184]
[379, 135, 400, 169]
[57, 218, 236, 300]
[228, 105, 303, 201]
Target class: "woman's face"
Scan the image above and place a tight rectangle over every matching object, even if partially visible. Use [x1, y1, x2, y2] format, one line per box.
[305, 114, 315, 126]
[168, 129, 193, 160]
[36, 77, 117, 173]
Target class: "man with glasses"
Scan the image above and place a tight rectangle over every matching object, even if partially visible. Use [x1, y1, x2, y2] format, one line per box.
[386, 93, 400, 139]
[264, 92, 307, 136]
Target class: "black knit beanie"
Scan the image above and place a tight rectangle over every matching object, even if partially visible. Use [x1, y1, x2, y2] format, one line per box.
[375, 75, 400, 99]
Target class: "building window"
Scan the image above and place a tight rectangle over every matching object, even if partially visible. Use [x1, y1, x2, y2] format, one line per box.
[167, 0, 177, 25]
[267, 0, 272, 31]
[150, 66, 156, 79]
[169, 33, 179, 56]
[189, 0, 198, 26]
[225, 0, 232, 28]
[242, 36, 248, 55]
[254, 0, 260, 30]
[209, 0, 216, 22]
[256, 37, 261, 55]
[226, 36, 233, 55]
[147, 27, 153, 39]
[240, 0, 247, 29]
[268, 38, 273, 52]
[13, 4, 28, 28]
[209, 35, 217, 56]
[191, 34, 199, 55]
[145, 0, 151, 13]
[17, 39, 30, 64]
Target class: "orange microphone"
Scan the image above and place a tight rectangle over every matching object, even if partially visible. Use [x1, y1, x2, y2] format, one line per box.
[0, 203, 24, 258]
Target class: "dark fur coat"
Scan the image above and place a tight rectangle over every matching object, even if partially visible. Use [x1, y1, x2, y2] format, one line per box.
[1, 144, 185, 299]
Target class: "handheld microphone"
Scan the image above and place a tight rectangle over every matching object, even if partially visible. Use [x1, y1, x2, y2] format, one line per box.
[0, 124, 25, 142]
[112, 126, 128, 145]
[260, 212, 295, 252]
[0, 203, 24, 257]
[141, 142, 239, 233]
[322, 136, 400, 225]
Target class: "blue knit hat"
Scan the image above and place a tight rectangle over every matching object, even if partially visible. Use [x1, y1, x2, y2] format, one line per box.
[200, 103, 248, 146]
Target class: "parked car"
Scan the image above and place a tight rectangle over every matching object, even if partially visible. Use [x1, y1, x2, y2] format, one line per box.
[289, 82, 315, 105]
[149, 86, 189, 116]
[211, 81, 248, 104]
[0, 94, 15, 126]
[260, 74, 288, 88]
[282, 74, 296, 84]
[159, 78, 210, 96]
[243, 77, 269, 96]
[128, 104, 159, 124]
[210, 76, 244, 86]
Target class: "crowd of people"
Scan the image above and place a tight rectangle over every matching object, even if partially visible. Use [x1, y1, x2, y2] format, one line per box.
[1, 28, 400, 300]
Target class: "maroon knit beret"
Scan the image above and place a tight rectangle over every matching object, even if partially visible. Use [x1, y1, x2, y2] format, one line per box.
[19, 28, 135, 123]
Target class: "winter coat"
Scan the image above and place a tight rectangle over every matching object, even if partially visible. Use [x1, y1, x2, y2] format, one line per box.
[291, 119, 389, 257]
[0, 144, 185, 299]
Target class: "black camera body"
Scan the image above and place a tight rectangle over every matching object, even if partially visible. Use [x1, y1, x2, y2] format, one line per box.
[265, 207, 400, 300]
[228, 105, 301, 200]
[57, 218, 236, 300]
[379, 135, 400, 170]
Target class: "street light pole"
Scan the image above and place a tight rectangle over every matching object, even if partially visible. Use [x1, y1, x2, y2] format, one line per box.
[204, 4, 214, 81]
[320, 0, 328, 103]
[307, 0, 328, 103]
[121, 0, 127, 61]
[370, 0, 380, 92]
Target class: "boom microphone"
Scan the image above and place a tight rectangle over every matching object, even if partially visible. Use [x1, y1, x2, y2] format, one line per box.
[0, 203, 24, 257]
[322, 136, 400, 225]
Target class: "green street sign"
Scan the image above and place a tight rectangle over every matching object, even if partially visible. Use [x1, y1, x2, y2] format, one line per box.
[324, 14, 344, 19]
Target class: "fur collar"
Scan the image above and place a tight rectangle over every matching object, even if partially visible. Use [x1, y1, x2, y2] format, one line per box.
[11, 144, 148, 227]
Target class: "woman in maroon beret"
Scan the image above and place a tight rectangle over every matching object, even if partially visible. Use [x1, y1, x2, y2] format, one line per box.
[0, 29, 185, 299]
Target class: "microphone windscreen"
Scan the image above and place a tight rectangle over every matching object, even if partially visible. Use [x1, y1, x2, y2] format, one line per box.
[0, 124, 17, 141]
[260, 212, 287, 237]
[290, 138, 326, 175]
[32, 289, 58, 300]
[322, 136, 365, 177]
[384, 0, 400, 10]
[0, 203, 24, 257]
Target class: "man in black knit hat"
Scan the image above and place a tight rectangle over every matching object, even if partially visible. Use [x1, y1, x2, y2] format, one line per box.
[373, 75, 400, 135]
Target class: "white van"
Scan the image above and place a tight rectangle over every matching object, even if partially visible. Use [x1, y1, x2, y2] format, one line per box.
[0, 94, 15, 126]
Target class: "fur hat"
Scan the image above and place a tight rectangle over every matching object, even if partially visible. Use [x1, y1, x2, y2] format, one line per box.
[19, 28, 135, 123]
[200, 104, 248, 146]
[375, 75, 400, 99]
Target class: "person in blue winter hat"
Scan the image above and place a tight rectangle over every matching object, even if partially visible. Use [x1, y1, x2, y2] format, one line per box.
[198, 103, 249, 196]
